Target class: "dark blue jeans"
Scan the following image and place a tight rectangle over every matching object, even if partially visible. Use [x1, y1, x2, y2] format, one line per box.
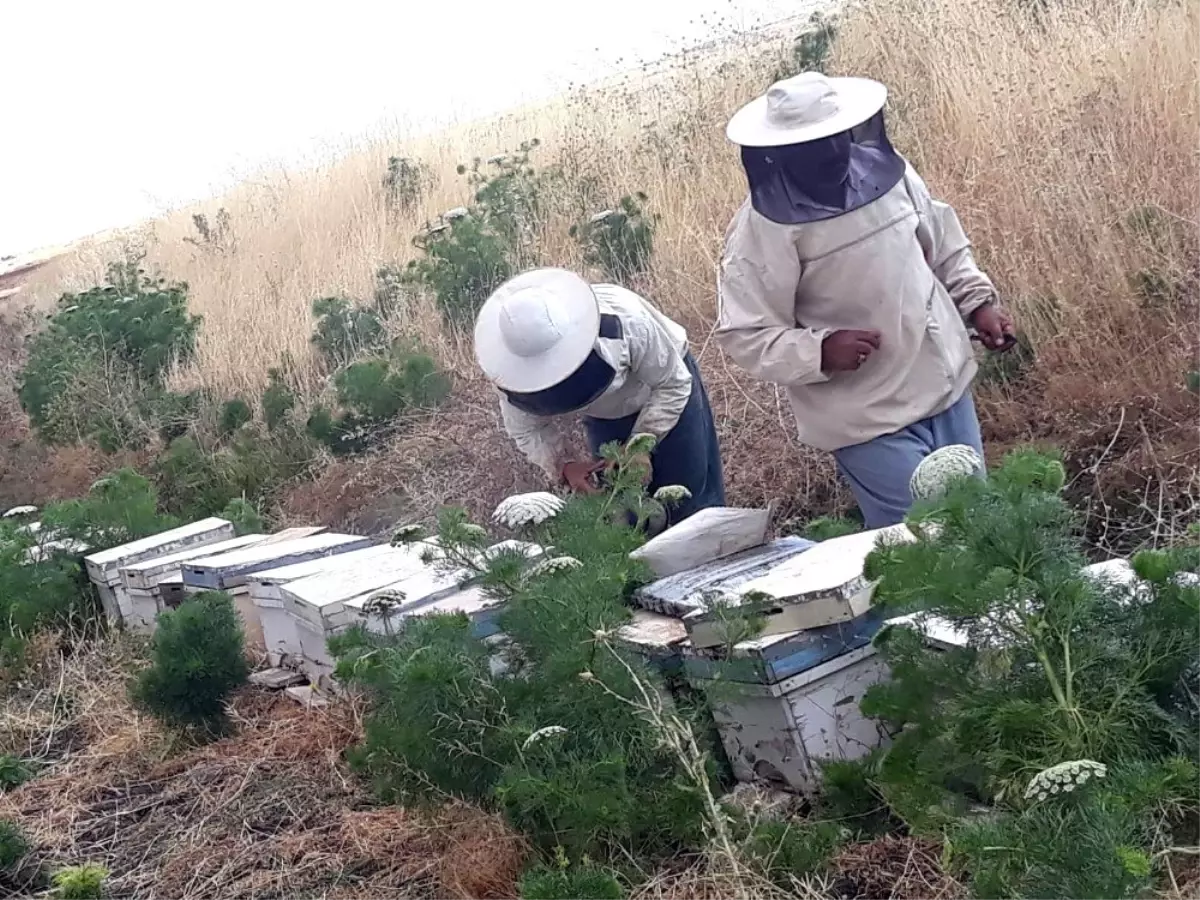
[583, 352, 725, 526]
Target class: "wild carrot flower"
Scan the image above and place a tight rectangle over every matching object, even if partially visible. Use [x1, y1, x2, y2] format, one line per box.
[909, 444, 985, 501]
[1024, 759, 1107, 801]
[653, 485, 692, 504]
[521, 725, 568, 751]
[525, 556, 582, 579]
[492, 492, 564, 529]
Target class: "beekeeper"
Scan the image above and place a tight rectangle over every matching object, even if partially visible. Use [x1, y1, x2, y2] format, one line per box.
[474, 267, 725, 524]
[715, 72, 1015, 528]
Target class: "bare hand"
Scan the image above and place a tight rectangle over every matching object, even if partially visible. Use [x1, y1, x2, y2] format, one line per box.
[821, 330, 882, 373]
[561, 460, 605, 495]
[971, 303, 1015, 351]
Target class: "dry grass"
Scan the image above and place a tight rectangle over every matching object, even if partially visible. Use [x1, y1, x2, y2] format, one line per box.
[0, 634, 526, 899]
[10, 0, 1199, 545]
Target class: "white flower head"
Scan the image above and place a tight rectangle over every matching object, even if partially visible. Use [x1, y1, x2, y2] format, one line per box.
[578, 670, 595, 682]
[442, 206, 469, 220]
[910, 444, 985, 501]
[391, 524, 427, 545]
[486, 154, 508, 165]
[1024, 759, 1107, 800]
[2, 505, 37, 518]
[458, 523, 488, 540]
[492, 492, 564, 529]
[653, 485, 692, 505]
[525, 555, 582, 580]
[425, 222, 451, 236]
[363, 587, 407, 616]
[521, 725, 568, 751]
[590, 209, 616, 224]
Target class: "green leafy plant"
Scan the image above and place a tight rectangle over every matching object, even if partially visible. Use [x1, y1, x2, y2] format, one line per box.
[217, 398, 253, 436]
[0, 756, 33, 792]
[0, 819, 29, 871]
[220, 498, 264, 536]
[306, 342, 449, 455]
[310, 296, 389, 367]
[795, 515, 863, 541]
[52, 864, 108, 900]
[518, 848, 624, 899]
[41, 468, 172, 553]
[403, 140, 552, 327]
[332, 442, 714, 859]
[131, 591, 249, 736]
[570, 193, 657, 283]
[18, 257, 201, 448]
[383, 156, 428, 213]
[260, 368, 297, 432]
[740, 819, 847, 889]
[775, 13, 838, 79]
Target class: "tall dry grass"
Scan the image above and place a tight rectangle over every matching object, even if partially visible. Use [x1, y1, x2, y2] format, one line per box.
[17, 0, 1200, 545]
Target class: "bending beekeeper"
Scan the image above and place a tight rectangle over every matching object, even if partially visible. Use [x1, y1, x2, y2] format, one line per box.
[716, 72, 1015, 528]
[474, 267, 725, 525]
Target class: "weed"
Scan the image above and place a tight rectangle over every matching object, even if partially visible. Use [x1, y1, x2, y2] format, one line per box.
[383, 156, 428, 213]
[519, 848, 624, 899]
[570, 193, 657, 284]
[741, 819, 846, 889]
[52, 864, 108, 900]
[310, 296, 389, 367]
[775, 13, 838, 80]
[0, 756, 33, 792]
[130, 591, 249, 737]
[0, 819, 29, 871]
[260, 368, 297, 432]
[794, 515, 863, 542]
[183, 208, 235, 254]
[220, 497, 264, 535]
[217, 398, 253, 437]
[18, 257, 200, 448]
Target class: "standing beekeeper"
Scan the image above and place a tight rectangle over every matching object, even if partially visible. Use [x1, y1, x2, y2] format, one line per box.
[474, 267, 725, 525]
[715, 72, 1015, 528]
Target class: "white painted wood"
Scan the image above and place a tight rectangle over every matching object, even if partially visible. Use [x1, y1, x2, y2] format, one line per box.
[248, 544, 406, 604]
[84, 517, 235, 585]
[283, 543, 436, 624]
[182, 532, 374, 589]
[617, 609, 688, 650]
[120, 533, 268, 591]
[630, 507, 770, 578]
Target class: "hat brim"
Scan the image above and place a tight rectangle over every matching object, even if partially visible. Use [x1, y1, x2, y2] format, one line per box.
[726, 77, 888, 147]
[474, 268, 601, 394]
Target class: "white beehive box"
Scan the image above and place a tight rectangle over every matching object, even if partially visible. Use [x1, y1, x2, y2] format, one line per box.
[180, 531, 370, 650]
[700, 644, 892, 794]
[629, 507, 770, 578]
[83, 517, 236, 625]
[119, 533, 269, 632]
[247, 544, 408, 666]
[684, 524, 916, 649]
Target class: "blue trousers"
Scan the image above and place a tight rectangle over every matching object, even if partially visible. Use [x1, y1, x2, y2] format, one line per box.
[583, 353, 725, 526]
[832, 391, 984, 529]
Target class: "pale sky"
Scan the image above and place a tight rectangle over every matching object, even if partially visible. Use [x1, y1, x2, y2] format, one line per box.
[1, 0, 812, 257]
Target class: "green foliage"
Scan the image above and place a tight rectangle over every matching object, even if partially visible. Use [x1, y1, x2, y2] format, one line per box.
[797, 515, 863, 542]
[18, 257, 201, 448]
[310, 296, 389, 367]
[0, 819, 29, 871]
[741, 819, 846, 889]
[220, 498, 264, 536]
[217, 398, 253, 436]
[975, 330, 1036, 389]
[403, 140, 551, 328]
[131, 591, 249, 736]
[1185, 370, 1199, 394]
[42, 469, 171, 553]
[518, 849, 624, 899]
[261, 368, 297, 432]
[0, 756, 33, 792]
[306, 343, 450, 456]
[570, 193, 657, 283]
[776, 13, 838, 79]
[383, 156, 428, 213]
[52, 864, 108, 900]
[333, 450, 714, 859]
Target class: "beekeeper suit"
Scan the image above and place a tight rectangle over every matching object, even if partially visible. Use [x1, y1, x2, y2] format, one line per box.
[716, 72, 1015, 528]
[474, 267, 724, 525]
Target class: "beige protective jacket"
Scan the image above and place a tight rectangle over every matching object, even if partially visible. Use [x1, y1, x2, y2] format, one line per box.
[716, 164, 997, 452]
[498, 284, 692, 482]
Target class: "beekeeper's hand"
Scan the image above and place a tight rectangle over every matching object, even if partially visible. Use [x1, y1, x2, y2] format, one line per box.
[971, 303, 1015, 351]
[821, 329, 882, 372]
[561, 460, 604, 495]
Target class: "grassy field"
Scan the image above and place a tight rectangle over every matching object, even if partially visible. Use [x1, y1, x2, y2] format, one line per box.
[10, 0, 1198, 549]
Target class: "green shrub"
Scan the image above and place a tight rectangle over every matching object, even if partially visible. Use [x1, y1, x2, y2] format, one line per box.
[0, 756, 33, 792]
[404, 140, 552, 327]
[796, 515, 863, 542]
[775, 13, 838, 79]
[18, 257, 201, 448]
[306, 343, 449, 455]
[260, 368, 297, 432]
[52, 864, 108, 900]
[131, 591, 249, 736]
[311, 296, 388, 367]
[570, 193, 656, 284]
[220, 498, 264, 536]
[742, 819, 846, 889]
[383, 156, 428, 213]
[41, 469, 171, 554]
[217, 398, 253, 436]
[333, 455, 713, 858]
[518, 850, 624, 899]
[0, 819, 29, 871]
